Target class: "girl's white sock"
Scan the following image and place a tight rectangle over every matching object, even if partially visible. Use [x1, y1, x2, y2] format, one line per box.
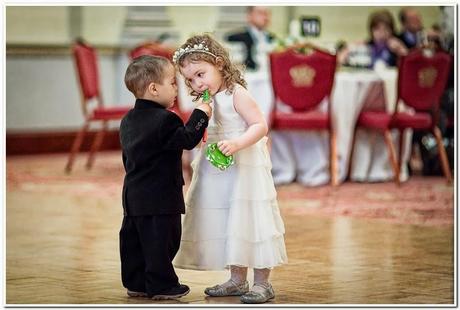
[253, 268, 271, 287]
[230, 265, 248, 285]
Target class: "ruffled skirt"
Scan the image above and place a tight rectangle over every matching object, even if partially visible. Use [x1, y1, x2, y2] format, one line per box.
[174, 136, 288, 270]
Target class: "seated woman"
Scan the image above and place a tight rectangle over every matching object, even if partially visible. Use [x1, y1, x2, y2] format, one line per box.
[367, 9, 408, 68]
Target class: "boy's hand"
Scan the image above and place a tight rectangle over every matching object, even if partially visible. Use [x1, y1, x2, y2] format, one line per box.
[217, 139, 240, 156]
[196, 103, 212, 118]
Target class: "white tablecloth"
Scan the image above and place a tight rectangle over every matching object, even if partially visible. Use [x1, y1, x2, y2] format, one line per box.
[245, 71, 274, 122]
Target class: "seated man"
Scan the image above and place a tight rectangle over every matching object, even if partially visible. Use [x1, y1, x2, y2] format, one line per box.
[397, 7, 424, 49]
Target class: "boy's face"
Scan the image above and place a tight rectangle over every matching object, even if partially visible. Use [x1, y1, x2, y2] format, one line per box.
[153, 63, 178, 108]
[180, 60, 223, 96]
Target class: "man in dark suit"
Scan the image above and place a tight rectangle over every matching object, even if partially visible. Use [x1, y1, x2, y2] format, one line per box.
[226, 6, 275, 71]
[397, 7, 424, 49]
[119, 55, 211, 299]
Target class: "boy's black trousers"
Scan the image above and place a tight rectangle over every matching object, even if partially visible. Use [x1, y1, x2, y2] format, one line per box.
[119, 214, 181, 296]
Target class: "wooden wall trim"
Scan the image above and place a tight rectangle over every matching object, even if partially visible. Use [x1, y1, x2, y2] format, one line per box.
[6, 130, 121, 155]
[6, 44, 128, 56]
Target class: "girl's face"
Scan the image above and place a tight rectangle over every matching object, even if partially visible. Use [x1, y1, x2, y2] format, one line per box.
[180, 60, 224, 96]
[372, 22, 391, 43]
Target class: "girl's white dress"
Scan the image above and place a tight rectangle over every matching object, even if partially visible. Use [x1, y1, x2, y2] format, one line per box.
[174, 85, 288, 270]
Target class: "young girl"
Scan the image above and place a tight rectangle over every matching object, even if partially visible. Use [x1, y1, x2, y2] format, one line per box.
[172, 34, 287, 304]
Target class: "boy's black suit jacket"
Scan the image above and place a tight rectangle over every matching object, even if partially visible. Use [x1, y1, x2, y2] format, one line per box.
[120, 99, 208, 216]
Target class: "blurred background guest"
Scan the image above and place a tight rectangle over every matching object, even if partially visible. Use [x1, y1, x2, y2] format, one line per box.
[225, 6, 276, 72]
[425, 23, 443, 50]
[397, 7, 424, 49]
[367, 9, 408, 68]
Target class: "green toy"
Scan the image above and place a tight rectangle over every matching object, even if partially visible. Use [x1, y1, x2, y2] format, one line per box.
[206, 143, 235, 171]
[202, 89, 211, 103]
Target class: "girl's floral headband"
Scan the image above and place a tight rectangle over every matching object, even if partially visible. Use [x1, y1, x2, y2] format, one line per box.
[172, 42, 217, 64]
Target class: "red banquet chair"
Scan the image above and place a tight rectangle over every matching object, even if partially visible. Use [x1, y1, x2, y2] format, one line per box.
[350, 48, 452, 184]
[129, 41, 191, 122]
[129, 41, 175, 60]
[65, 39, 132, 173]
[269, 43, 338, 186]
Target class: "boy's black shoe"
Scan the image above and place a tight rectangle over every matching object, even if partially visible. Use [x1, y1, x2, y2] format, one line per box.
[152, 284, 190, 300]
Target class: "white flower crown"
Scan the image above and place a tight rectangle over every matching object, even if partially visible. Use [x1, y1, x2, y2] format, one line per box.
[172, 42, 217, 64]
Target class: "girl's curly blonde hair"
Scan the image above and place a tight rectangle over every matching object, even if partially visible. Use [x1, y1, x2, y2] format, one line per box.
[174, 33, 247, 100]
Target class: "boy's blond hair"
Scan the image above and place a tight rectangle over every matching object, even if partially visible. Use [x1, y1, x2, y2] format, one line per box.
[125, 55, 171, 98]
[175, 34, 247, 100]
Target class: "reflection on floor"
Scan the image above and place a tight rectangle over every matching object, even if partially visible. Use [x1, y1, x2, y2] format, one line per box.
[6, 151, 454, 304]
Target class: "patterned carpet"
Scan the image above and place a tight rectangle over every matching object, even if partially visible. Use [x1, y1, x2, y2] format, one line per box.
[6, 151, 454, 227]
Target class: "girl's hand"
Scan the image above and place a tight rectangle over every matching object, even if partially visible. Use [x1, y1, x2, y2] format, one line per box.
[200, 97, 213, 105]
[217, 140, 240, 156]
[196, 103, 212, 118]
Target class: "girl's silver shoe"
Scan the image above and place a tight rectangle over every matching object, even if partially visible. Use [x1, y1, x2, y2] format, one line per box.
[204, 280, 249, 297]
[240, 283, 275, 304]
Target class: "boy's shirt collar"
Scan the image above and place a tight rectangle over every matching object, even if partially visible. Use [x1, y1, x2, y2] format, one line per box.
[134, 98, 165, 110]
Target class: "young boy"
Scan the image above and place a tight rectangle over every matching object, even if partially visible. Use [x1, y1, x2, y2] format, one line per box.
[119, 55, 211, 300]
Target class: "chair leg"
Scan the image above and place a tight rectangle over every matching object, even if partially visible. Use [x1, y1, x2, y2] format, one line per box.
[383, 129, 400, 185]
[397, 129, 406, 181]
[432, 126, 453, 183]
[330, 128, 338, 186]
[346, 127, 358, 181]
[398, 129, 405, 168]
[86, 121, 107, 170]
[65, 121, 89, 173]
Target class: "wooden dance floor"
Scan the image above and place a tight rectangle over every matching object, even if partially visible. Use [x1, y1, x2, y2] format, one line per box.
[6, 151, 454, 305]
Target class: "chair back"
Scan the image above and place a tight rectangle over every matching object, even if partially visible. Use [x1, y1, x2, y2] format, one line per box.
[398, 49, 451, 112]
[269, 45, 336, 112]
[73, 41, 101, 104]
[129, 42, 174, 60]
